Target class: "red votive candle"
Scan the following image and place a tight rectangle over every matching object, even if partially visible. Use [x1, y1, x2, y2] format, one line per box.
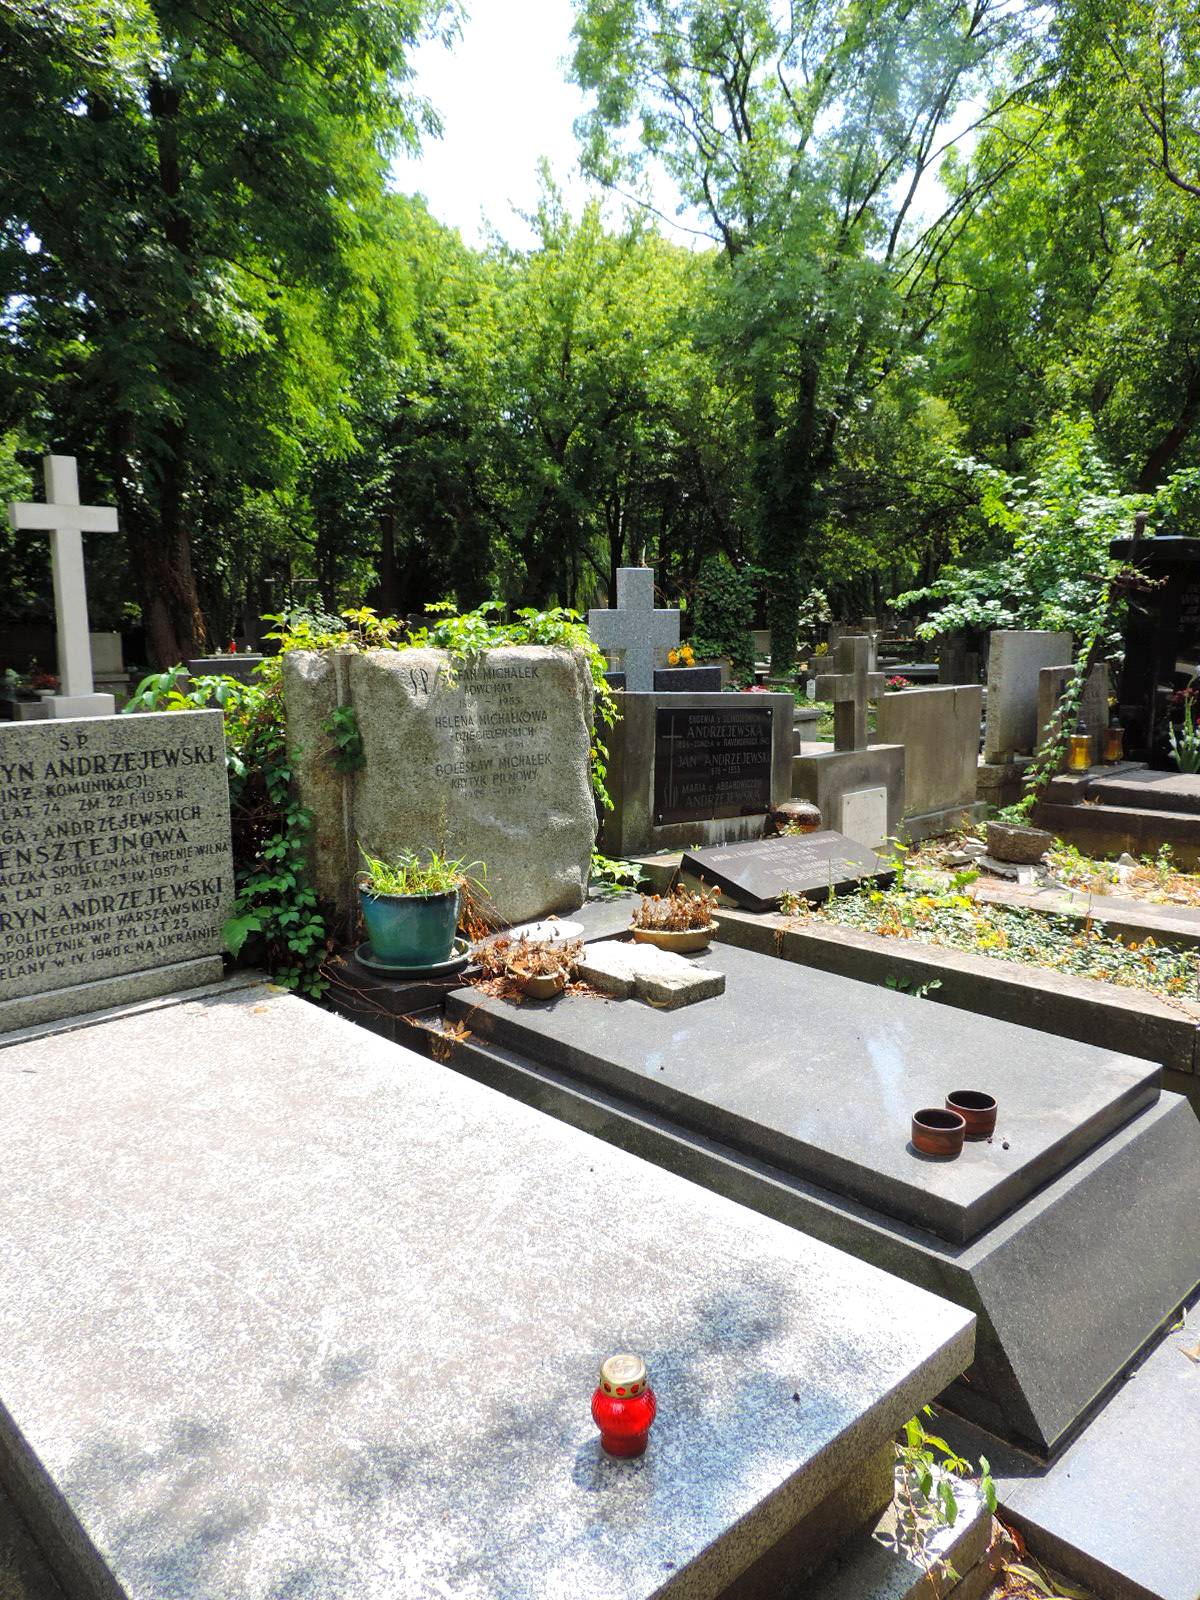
[591, 1353, 657, 1457]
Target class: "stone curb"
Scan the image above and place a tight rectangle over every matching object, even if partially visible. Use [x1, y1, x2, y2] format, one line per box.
[712, 909, 1200, 1075]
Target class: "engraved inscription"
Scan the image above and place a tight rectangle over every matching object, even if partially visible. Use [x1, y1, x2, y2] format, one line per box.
[654, 707, 773, 824]
[0, 713, 233, 1000]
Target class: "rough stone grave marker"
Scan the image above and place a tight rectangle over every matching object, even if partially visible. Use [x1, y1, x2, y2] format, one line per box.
[7, 455, 119, 719]
[0, 711, 233, 1031]
[283, 646, 595, 929]
[681, 830, 894, 912]
[587, 567, 680, 692]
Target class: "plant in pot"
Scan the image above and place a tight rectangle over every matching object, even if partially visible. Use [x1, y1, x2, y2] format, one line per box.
[630, 883, 720, 953]
[477, 935, 583, 998]
[357, 847, 484, 969]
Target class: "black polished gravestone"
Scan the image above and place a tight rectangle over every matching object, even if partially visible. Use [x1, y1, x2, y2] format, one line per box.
[653, 704, 774, 824]
[1112, 532, 1200, 764]
[682, 830, 894, 912]
[443, 941, 1200, 1459]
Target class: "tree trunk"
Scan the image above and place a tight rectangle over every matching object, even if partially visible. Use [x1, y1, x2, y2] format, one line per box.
[378, 507, 398, 614]
[1136, 362, 1200, 491]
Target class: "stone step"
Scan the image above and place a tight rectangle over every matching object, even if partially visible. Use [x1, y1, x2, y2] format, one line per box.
[799, 1470, 993, 1600]
[942, 1307, 1200, 1600]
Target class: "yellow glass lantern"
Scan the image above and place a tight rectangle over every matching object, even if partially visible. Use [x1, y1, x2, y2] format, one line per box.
[1067, 719, 1092, 772]
[1103, 723, 1124, 764]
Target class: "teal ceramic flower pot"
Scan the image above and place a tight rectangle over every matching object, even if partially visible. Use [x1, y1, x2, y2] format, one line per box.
[358, 886, 460, 968]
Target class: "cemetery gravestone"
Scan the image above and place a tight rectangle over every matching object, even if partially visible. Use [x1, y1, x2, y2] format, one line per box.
[875, 684, 986, 839]
[0, 711, 233, 1031]
[682, 830, 895, 912]
[0, 985, 975, 1600]
[600, 689, 794, 855]
[6, 456, 119, 719]
[587, 567, 680, 692]
[448, 940, 1200, 1459]
[793, 635, 905, 845]
[1037, 662, 1110, 769]
[1110, 532, 1200, 763]
[983, 630, 1073, 762]
[283, 646, 595, 929]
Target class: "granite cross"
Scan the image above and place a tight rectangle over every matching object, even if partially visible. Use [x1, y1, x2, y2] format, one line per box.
[8, 455, 118, 717]
[588, 567, 680, 692]
[815, 634, 884, 751]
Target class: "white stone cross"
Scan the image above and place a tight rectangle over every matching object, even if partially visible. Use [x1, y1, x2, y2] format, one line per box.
[587, 567, 680, 693]
[8, 455, 118, 718]
[815, 634, 885, 751]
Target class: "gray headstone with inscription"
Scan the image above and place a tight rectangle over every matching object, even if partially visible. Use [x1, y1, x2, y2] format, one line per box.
[681, 830, 895, 912]
[282, 646, 595, 929]
[0, 711, 233, 1032]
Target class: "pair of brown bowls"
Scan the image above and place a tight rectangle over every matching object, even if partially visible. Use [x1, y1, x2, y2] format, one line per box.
[911, 1091, 997, 1158]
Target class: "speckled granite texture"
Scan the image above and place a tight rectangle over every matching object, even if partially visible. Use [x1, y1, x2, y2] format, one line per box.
[0, 984, 974, 1600]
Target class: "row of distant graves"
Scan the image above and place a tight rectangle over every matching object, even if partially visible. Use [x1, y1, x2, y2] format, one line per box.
[2, 459, 1200, 1599]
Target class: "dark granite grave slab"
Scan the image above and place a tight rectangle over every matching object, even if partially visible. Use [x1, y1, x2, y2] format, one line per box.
[682, 830, 894, 912]
[604, 667, 724, 693]
[446, 943, 1158, 1247]
[437, 974, 1200, 1457]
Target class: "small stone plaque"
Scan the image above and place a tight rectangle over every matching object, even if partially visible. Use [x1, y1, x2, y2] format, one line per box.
[653, 705, 773, 824]
[0, 710, 233, 1030]
[682, 829, 894, 912]
[840, 785, 889, 847]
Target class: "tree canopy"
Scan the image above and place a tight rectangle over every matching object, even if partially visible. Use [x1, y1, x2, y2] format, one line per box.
[4, 0, 1200, 669]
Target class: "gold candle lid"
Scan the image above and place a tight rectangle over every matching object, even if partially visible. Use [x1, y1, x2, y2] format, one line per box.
[599, 1353, 648, 1397]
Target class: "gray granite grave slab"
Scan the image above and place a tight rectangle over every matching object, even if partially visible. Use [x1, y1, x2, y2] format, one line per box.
[0, 983, 974, 1600]
[435, 992, 1200, 1458]
[0, 710, 233, 1032]
[449, 942, 1158, 1248]
[681, 831, 894, 912]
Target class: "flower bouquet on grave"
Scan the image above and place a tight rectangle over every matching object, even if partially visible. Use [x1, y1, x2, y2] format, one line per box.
[630, 883, 720, 953]
[476, 934, 583, 999]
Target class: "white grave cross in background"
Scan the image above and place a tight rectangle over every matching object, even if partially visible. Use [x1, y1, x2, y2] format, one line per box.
[8, 455, 118, 718]
[587, 567, 680, 693]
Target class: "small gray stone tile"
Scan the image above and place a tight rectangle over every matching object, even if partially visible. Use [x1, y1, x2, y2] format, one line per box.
[577, 941, 726, 1007]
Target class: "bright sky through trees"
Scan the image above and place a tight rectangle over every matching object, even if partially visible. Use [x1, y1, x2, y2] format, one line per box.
[391, 0, 598, 247]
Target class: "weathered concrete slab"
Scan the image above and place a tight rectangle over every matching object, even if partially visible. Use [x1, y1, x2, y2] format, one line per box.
[575, 941, 726, 1007]
[449, 944, 1159, 1247]
[0, 983, 974, 1600]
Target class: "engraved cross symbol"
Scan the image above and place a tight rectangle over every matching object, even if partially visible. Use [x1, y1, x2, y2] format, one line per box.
[814, 635, 885, 751]
[8, 455, 119, 716]
[587, 567, 680, 693]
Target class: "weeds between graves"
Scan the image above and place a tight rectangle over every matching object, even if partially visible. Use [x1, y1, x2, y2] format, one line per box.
[806, 887, 1200, 1007]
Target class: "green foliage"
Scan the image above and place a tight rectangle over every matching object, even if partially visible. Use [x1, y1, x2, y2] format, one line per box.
[894, 420, 1146, 643]
[322, 706, 365, 774]
[691, 556, 760, 684]
[357, 846, 483, 898]
[897, 1409, 996, 1532]
[1169, 692, 1200, 774]
[590, 852, 646, 897]
[124, 661, 329, 994]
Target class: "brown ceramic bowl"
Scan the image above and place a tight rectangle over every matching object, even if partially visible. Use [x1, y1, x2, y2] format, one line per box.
[946, 1090, 997, 1140]
[911, 1107, 966, 1159]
